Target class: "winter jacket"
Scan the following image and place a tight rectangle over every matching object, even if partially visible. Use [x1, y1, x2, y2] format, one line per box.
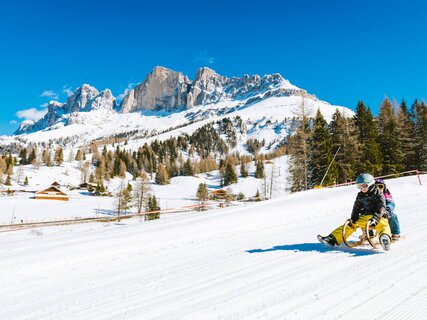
[350, 184, 386, 223]
[374, 178, 395, 215]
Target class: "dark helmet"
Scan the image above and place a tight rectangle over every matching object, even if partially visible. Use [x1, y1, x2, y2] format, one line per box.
[375, 178, 386, 191]
[356, 173, 375, 189]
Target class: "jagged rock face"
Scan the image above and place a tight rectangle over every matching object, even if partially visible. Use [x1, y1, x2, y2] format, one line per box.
[189, 67, 228, 107]
[14, 101, 65, 134]
[14, 85, 116, 134]
[65, 84, 100, 113]
[14, 66, 304, 135]
[120, 66, 293, 112]
[64, 84, 116, 113]
[121, 67, 191, 113]
[88, 89, 116, 111]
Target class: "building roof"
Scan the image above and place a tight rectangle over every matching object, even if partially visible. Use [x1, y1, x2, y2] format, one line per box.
[36, 185, 68, 196]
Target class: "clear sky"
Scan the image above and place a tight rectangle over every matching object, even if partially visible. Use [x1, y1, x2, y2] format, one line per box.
[1, 0, 426, 135]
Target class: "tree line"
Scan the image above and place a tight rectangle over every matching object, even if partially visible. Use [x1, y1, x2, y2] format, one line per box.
[288, 98, 427, 192]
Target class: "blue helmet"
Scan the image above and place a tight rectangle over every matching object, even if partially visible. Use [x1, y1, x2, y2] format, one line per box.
[356, 173, 375, 189]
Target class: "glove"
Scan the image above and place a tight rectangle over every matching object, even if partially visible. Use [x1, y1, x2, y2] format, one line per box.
[382, 209, 391, 219]
[347, 219, 356, 228]
[370, 216, 379, 227]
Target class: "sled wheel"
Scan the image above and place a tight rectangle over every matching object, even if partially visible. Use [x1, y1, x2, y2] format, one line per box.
[365, 221, 381, 249]
[342, 220, 364, 248]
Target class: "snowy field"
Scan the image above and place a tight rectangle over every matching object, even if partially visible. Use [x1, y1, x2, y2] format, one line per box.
[0, 157, 289, 224]
[1, 174, 426, 319]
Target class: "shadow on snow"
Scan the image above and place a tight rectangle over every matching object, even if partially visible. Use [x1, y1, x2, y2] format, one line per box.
[247, 242, 382, 257]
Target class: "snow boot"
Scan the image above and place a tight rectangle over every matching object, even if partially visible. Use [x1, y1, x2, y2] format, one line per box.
[317, 234, 337, 247]
[392, 234, 401, 241]
[379, 234, 391, 251]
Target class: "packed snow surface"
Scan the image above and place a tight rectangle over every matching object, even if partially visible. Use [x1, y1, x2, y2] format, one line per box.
[1, 175, 426, 319]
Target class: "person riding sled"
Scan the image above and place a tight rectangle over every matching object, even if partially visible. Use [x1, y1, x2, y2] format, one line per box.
[318, 173, 392, 251]
[374, 178, 401, 241]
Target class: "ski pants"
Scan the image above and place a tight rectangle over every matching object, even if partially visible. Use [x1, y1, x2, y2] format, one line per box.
[387, 201, 401, 235]
[330, 214, 391, 246]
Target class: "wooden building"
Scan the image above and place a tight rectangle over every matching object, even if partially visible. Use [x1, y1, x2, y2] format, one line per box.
[35, 185, 69, 201]
[209, 189, 228, 200]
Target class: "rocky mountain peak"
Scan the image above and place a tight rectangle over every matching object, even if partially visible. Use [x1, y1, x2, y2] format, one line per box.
[120, 66, 191, 113]
[14, 84, 116, 135]
[119, 66, 296, 112]
[14, 67, 306, 135]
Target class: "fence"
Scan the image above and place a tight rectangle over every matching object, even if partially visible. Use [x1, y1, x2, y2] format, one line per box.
[326, 169, 423, 189]
[0, 202, 223, 233]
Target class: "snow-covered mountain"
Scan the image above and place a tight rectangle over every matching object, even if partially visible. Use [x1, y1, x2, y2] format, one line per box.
[5, 67, 353, 149]
[14, 85, 116, 135]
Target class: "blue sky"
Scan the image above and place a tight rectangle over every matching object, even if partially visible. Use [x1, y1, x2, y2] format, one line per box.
[0, 0, 426, 135]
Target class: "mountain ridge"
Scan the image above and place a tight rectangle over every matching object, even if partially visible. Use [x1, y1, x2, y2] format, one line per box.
[14, 66, 309, 135]
[4, 67, 352, 151]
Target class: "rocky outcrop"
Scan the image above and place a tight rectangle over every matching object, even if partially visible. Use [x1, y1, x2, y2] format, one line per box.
[188, 67, 227, 107]
[14, 85, 116, 134]
[121, 66, 191, 113]
[14, 67, 304, 135]
[119, 66, 297, 112]
[64, 84, 116, 113]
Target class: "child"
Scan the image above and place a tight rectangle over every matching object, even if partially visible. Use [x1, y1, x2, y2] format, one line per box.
[374, 178, 401, 241]
[318, 173, 392, 251]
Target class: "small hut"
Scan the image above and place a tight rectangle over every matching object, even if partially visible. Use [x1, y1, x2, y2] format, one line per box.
[51, 181, 61, 187]
[77, 182, 93, 190]
[209, 189, 228, 200]
[35, 185, 69, 201]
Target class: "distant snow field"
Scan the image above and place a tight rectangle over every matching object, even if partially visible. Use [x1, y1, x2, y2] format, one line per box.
[0, 157, 290, 224]
[1, 174, 426, 319]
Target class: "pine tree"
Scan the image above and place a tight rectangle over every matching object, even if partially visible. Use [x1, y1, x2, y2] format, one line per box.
[240, 161, 248, 178]
[24, 176, 29, 186]
[182, 158, 194, 176]
[155, 163, 170, 185]
[396, 100, 417, 170]
[287, 94, 313, 192]
[115, 181, 132, 217]
[19, 148, 28, 165]
[223, 163, 237, 186]
[254, 159, 265, 179]
[42, 149, 52, 167]
[308, 109, 336, 187]
[94, 181, 107, 196]
[196, 183, 209, 203]
[288, 119, 311, 192]
[5, 175, 12, 186]
[413, 100, 427, 170]
[122, 182, 133, 213]
[28, 147, 37, 164]
[377, 98, 404, 174]
[118, 160, 127, 178]
[354, 101, 382, 175]
[146, 195, 160, 220]
[75, 149, 83, 161]
[55, 146, 64, 166]
[329, 109, 358, 184]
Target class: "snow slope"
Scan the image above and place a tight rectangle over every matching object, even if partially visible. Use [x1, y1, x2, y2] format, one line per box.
[0, 157, 290, 224]
[1, 175, 426, 320]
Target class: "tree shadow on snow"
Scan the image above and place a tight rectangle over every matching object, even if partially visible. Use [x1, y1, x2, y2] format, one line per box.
[247, 243, 381, 257]
[95, 209, 119, 216]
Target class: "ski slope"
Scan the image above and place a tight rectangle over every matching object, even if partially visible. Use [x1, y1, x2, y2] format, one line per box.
[1, 175, 426, 320]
